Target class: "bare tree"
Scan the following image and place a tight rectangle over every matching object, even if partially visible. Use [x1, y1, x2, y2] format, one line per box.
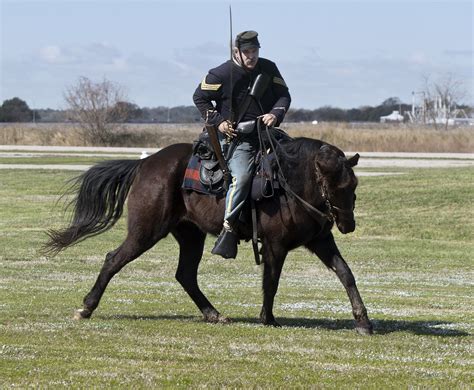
[64, 76, 129, 145]
[422, 73, 468, 130]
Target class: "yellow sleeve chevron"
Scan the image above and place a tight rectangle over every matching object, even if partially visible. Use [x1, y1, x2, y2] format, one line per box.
[200, 77, 222, 91]
[273, 77, 287, 87]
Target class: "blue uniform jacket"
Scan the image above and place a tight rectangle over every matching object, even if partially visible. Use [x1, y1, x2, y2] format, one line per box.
[193, 58, 291, 127]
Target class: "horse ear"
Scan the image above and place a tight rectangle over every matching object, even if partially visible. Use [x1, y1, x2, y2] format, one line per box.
[346, 153, 360, 168]
[316, 154, 342, 174]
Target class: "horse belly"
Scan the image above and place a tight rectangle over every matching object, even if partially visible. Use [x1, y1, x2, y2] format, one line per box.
[258, 200, 321, 247]
[182, 191, 224, 235]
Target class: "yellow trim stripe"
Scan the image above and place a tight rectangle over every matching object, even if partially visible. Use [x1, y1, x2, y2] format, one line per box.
[201, 78, 222, 91]
[226, 177, 238, 214]
[273, 77, 287, 87]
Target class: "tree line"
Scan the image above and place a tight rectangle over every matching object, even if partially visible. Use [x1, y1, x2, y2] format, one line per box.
[0, 96, 419, 124]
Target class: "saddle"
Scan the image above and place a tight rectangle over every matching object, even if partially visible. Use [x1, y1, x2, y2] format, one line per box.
[183, 131, 225, 195]
[183, 127, 288, 200]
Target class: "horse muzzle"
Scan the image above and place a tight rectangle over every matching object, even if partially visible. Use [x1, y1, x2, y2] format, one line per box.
[332, 208, 356, 234]
[336, 218, 356, 234]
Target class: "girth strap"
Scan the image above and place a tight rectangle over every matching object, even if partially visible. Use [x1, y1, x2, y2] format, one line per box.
[250, 198, 260, 265]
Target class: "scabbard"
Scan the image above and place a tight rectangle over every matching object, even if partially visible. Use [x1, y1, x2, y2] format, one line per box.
[205, 123, 230, 190]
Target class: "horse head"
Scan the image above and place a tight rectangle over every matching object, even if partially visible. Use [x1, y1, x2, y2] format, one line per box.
[316, 145, 360, 234]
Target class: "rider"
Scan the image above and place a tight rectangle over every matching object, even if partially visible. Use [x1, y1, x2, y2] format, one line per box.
[193, 30, 291, 259]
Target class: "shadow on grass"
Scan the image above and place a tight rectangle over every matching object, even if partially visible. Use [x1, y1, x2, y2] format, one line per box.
[275, 317, 471, 337]
[98, 314, 470, 337]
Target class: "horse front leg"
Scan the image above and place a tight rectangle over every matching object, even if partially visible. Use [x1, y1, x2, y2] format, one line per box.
[260, 243, 288, 327]
[306, 233, 373, 335]
[172, 222, 230, 324]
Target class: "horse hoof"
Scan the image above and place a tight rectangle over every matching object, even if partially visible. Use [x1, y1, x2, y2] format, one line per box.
[263, 320, 282, 327]
[356, 326, 373, 335]
[73, 309, 91, 320]
[203, 312, 231, 324]
[217, 315, 232, 324]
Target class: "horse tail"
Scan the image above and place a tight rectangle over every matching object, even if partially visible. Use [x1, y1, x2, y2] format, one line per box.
[44, 159, 143, 255]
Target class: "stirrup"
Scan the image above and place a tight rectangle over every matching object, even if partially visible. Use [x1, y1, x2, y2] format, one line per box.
[211, 229, 239, 259]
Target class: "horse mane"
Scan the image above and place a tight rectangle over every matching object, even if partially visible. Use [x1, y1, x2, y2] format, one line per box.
[271, 137, 326, 194]
[276, 137, 325, 171]
[274, 137, 353, 190]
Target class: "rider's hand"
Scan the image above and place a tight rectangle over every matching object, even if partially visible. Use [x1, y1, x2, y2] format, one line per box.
[260, 113, 277, 127]
[218, 120, 236, 138]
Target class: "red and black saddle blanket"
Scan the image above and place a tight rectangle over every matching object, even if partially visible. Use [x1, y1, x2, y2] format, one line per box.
[182, 153, 280, 201]
[182, 155, 225, 196]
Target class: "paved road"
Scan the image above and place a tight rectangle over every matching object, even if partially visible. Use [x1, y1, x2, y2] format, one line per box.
[1, 145, 473, 159]
[0, 145, 160, 153]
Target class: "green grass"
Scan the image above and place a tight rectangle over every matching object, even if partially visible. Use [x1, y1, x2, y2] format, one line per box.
[0, 160, 472, 388]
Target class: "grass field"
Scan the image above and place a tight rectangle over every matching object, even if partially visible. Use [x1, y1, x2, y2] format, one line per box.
[0, 154, 473, 388]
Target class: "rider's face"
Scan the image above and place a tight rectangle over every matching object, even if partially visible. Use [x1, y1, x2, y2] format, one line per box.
[236, 47, 259, 69]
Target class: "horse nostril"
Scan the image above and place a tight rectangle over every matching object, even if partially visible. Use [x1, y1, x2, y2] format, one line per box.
[337, 219, 355, 234]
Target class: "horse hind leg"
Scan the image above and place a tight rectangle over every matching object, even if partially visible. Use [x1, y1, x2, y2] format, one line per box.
[74, 223, 170, 320]
[172, 222, 229, 324]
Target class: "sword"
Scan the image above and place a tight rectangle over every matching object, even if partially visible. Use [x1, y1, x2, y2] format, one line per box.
[229, 5, 234, 127]
[202, 6, 234, 191]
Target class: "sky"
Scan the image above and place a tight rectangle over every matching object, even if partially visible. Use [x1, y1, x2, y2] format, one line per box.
[1, 0, 472, 110]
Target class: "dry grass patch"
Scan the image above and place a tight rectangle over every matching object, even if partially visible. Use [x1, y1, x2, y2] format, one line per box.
[1, 122, 473, 152]
[281, 122, 474, 152]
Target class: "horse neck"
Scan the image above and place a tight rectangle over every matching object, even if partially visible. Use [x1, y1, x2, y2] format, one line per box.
[279, 154, 326, 208]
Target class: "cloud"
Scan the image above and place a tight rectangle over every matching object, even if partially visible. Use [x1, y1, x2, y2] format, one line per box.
[112, 58, 128, 71]
[39, 45, 62, 63]
[408, 51, 428, 65]
[37, 42, 126, 69]
[443, 49, 473, 57]
[33, 41, 217, 78]
[172, 42, 227, 76]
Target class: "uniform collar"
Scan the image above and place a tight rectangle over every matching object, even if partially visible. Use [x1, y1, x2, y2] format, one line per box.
[230, 57, 259, 74]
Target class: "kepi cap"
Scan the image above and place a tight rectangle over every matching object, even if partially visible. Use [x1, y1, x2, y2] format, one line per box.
[235, 30, 260, 50]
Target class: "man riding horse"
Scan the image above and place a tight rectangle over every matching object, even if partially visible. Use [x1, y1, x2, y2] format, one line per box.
[45, 30, 372, 334]
[193, 30, 291, 259]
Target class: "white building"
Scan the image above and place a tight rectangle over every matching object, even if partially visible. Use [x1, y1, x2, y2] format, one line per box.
[380, 110, 404, 123]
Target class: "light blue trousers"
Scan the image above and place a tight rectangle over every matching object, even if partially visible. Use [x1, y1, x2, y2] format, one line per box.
[220, 135, 258, 226]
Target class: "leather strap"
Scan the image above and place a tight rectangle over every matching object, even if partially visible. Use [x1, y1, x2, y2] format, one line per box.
[204, 122, 230, 190]
[235, 94, 253, 126]
[262, 123, 332, 227]
[250, 198, 260, 265]
[277, 175, 331, 227]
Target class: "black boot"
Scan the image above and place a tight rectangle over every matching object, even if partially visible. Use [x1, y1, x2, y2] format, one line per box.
[211, 229, 239, 259]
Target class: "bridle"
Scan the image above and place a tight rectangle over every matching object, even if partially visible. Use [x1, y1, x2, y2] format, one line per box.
[262, 122, 354, 227]
[315, 166, 356, 222]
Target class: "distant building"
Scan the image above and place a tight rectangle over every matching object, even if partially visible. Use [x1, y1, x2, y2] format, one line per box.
[408, 91, 473, 126]
[380, 110, 404, 123]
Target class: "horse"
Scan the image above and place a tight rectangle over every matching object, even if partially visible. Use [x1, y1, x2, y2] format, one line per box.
[45, 136, 373, 335]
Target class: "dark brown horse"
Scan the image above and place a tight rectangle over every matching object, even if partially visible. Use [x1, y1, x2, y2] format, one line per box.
[46, 137, 373, 334]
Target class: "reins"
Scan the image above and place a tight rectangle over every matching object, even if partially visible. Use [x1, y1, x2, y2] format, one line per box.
[249, 120, 354, 265]
[314, 165, 355, 218]
[257, 119, 333, 227]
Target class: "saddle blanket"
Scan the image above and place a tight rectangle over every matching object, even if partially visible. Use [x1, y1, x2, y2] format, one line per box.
[182, 155, 222, 195]
[183, 153, 282, 202]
